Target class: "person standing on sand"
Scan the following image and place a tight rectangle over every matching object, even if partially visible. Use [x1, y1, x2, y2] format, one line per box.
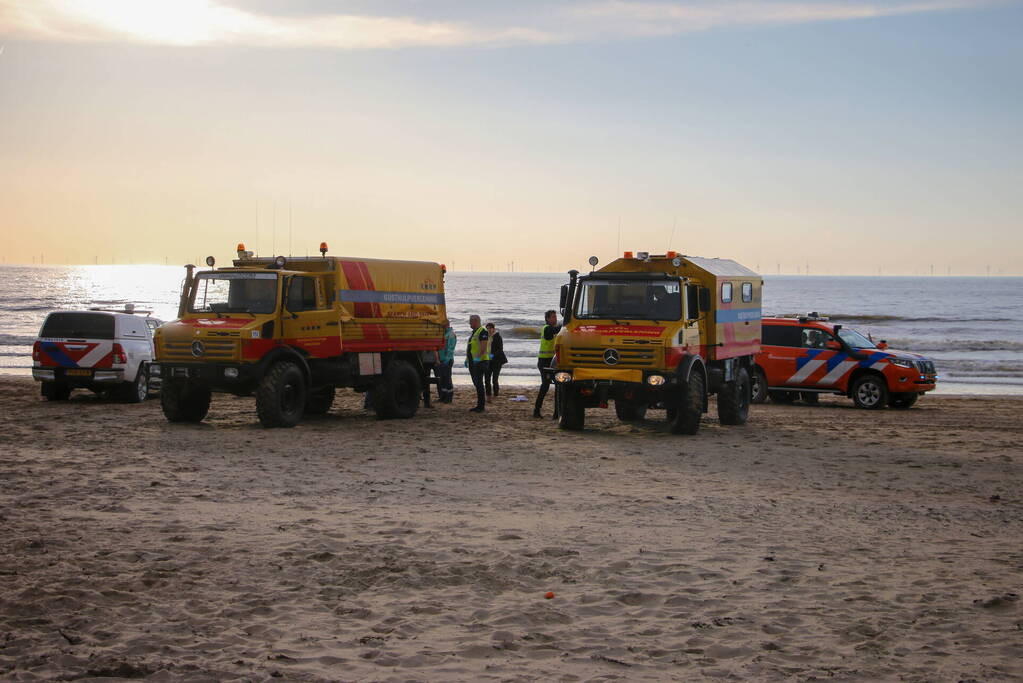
[435, 323, 456, 403]
[466, 314, 491, 413]
[484, 322, 507, 400]
[534, 309, 562, 418]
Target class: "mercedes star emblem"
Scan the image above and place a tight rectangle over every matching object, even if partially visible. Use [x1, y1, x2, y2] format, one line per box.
[191, 340, 205, 357]
[603, 348, 620, 365]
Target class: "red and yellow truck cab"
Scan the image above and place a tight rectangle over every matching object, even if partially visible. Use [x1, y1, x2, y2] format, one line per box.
[552, 251, 762, 434]
[153, 243, 446, 427]
[752, 313, 937, 409]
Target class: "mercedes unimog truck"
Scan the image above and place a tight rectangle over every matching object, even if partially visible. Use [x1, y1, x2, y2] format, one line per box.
[152, 243, 446, 428]
[551, 251, 762, 434]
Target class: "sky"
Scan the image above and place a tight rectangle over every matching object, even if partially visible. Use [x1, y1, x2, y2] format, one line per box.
[0, 0, 1020, 275]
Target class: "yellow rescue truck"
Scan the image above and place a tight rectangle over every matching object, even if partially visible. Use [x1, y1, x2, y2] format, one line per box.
[552, 251, 762, 434]
[152, 243, 446, 428]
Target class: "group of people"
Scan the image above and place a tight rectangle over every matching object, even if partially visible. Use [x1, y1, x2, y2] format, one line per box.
[432, 310, 562, 417]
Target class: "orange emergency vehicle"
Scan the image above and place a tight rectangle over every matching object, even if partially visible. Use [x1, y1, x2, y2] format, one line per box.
[751, 313, 937, 409]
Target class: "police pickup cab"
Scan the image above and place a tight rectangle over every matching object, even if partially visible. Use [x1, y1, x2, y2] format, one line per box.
[32, 305, 164, 402]
[751, 313, 937, 409]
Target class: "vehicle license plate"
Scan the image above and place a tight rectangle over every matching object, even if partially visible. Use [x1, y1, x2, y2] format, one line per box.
[66, 369, 91, 376]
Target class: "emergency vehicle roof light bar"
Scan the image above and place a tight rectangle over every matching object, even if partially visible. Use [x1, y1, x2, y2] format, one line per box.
[320, 242, 329, 257]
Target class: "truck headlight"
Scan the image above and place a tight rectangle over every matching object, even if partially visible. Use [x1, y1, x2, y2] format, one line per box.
[554, 372, 572, 383]
[224, 367, 239, 379]
[888, 358, 913, 368]
[646, 374, 666, 386]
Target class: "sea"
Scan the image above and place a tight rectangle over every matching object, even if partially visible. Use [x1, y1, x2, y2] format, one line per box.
[1, 265, 1021, 394]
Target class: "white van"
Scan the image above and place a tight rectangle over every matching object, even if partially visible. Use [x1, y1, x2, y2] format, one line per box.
[32, 306, 164, 402]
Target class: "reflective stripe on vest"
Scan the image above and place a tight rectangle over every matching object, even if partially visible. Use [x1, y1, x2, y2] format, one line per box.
[469, 326, 492, 362]
[538, 325, 555, 359]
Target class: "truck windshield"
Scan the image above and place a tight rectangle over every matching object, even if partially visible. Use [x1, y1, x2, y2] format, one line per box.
[191, 272, 279, 315]
[575, 279, 681, 320]
[838, 327, 876, 349]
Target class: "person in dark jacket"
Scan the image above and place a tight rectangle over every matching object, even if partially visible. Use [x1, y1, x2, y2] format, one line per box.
[484, 322, 507, 399]
[534, 310, 562, 418]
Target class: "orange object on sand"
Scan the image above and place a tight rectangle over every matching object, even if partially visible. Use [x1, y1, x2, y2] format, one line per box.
[544, 591, 555, 599]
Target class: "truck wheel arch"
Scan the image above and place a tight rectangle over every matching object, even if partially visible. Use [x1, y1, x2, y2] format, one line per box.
[845, 367, 886, 398]
[676, 354, 709, 413]
[259, 347, 311, 381]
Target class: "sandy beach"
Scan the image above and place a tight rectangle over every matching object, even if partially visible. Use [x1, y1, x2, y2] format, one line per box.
[0, 375, 1020, 681]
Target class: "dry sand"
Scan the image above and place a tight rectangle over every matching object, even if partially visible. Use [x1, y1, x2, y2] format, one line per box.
[0, 375, 1020, 682]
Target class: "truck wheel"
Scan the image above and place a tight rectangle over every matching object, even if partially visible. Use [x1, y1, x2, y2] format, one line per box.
[851, 374, 888, 410]
[305, 387, 336, 415]
[750, 367, 768, 404]
[256, 361, 306, 428]
[769, 390, 798, 404]
[373, 360, 420, 419]
[800, 391, 820, 405]
[888, 392, 919, 409]
[558, 386, 585, 431]
[41, 381, 71, 401]
[669, 371, 704, 435]
[161, 381, 211, 423]
[717, 367, 751, 426]
[120, 365, 149, 403]
[614, 399, 647, 422]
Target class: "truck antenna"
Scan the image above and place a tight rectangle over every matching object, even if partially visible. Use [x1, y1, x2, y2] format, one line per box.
[667, 217, 676, 252]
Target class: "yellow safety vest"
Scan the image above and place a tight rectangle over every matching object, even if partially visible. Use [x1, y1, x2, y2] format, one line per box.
[538, 325, 556, 359]
[469, 326, 492, 362]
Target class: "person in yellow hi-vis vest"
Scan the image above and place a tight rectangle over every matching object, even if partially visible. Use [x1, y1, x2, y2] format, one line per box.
[534, 309, 562, 418]
[466, 314, 491, 413]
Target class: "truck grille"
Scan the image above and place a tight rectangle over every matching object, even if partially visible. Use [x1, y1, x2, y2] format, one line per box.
[160, 340, 239, 361]
[915, 360, 936, 375]
[568, 347, 657, 368]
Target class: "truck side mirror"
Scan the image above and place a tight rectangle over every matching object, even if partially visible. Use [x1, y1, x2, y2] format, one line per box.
[559, 285, 569, 314]
[699, 287, 711, 313]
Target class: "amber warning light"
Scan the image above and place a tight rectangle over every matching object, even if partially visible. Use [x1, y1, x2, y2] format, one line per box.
[320, 242, 329, 256]
[236, 243, 254, 258]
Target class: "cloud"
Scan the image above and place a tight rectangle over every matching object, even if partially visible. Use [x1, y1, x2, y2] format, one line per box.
[0, 0, 1005, 49]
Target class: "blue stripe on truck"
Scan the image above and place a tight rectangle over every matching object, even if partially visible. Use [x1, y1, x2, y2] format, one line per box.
[338, 290, 446, 305]
[714, 308, 761, 324]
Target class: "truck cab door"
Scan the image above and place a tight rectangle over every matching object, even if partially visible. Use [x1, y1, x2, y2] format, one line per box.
[282, 276, 332, 356]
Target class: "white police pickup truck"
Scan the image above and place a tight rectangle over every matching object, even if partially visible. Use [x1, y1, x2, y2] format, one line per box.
[32, 305, 164, 402]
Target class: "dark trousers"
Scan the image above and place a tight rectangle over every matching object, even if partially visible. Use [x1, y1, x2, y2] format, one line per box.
[534, 357, 554, 414]
[469, 360, 490, 410]
[434, 360, 454, 402]
[484, 363, 503, 397]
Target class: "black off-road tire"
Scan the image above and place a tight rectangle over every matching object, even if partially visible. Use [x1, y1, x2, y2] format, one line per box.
[800, 391, 820, 405]
[718, 367, 751, 426]
[373, 360, 421, 419]
[256, 361, 306, 428]
[750, 367, 769, 404]
[851, 374, 888, 410]
[558, 385, 586, 431]
[161, 381, 212, 423]
[41, 381, 71, 401]
[669, 371, 704, 435]
[888, 392, 919, 409]
[120, 365, 149, 403]
[769, 390, 798, 404]
[305, 386, 336, 415]
[615, 399, 647, 422]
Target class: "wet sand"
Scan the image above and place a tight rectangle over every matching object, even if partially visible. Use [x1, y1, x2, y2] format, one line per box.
[0, 375, 1020, 681]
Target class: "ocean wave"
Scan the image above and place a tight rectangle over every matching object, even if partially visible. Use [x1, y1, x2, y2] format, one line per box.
[885, 339, 1023, 352]
[0, 333, 37, 346]
[804, 313, 1014, 324]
